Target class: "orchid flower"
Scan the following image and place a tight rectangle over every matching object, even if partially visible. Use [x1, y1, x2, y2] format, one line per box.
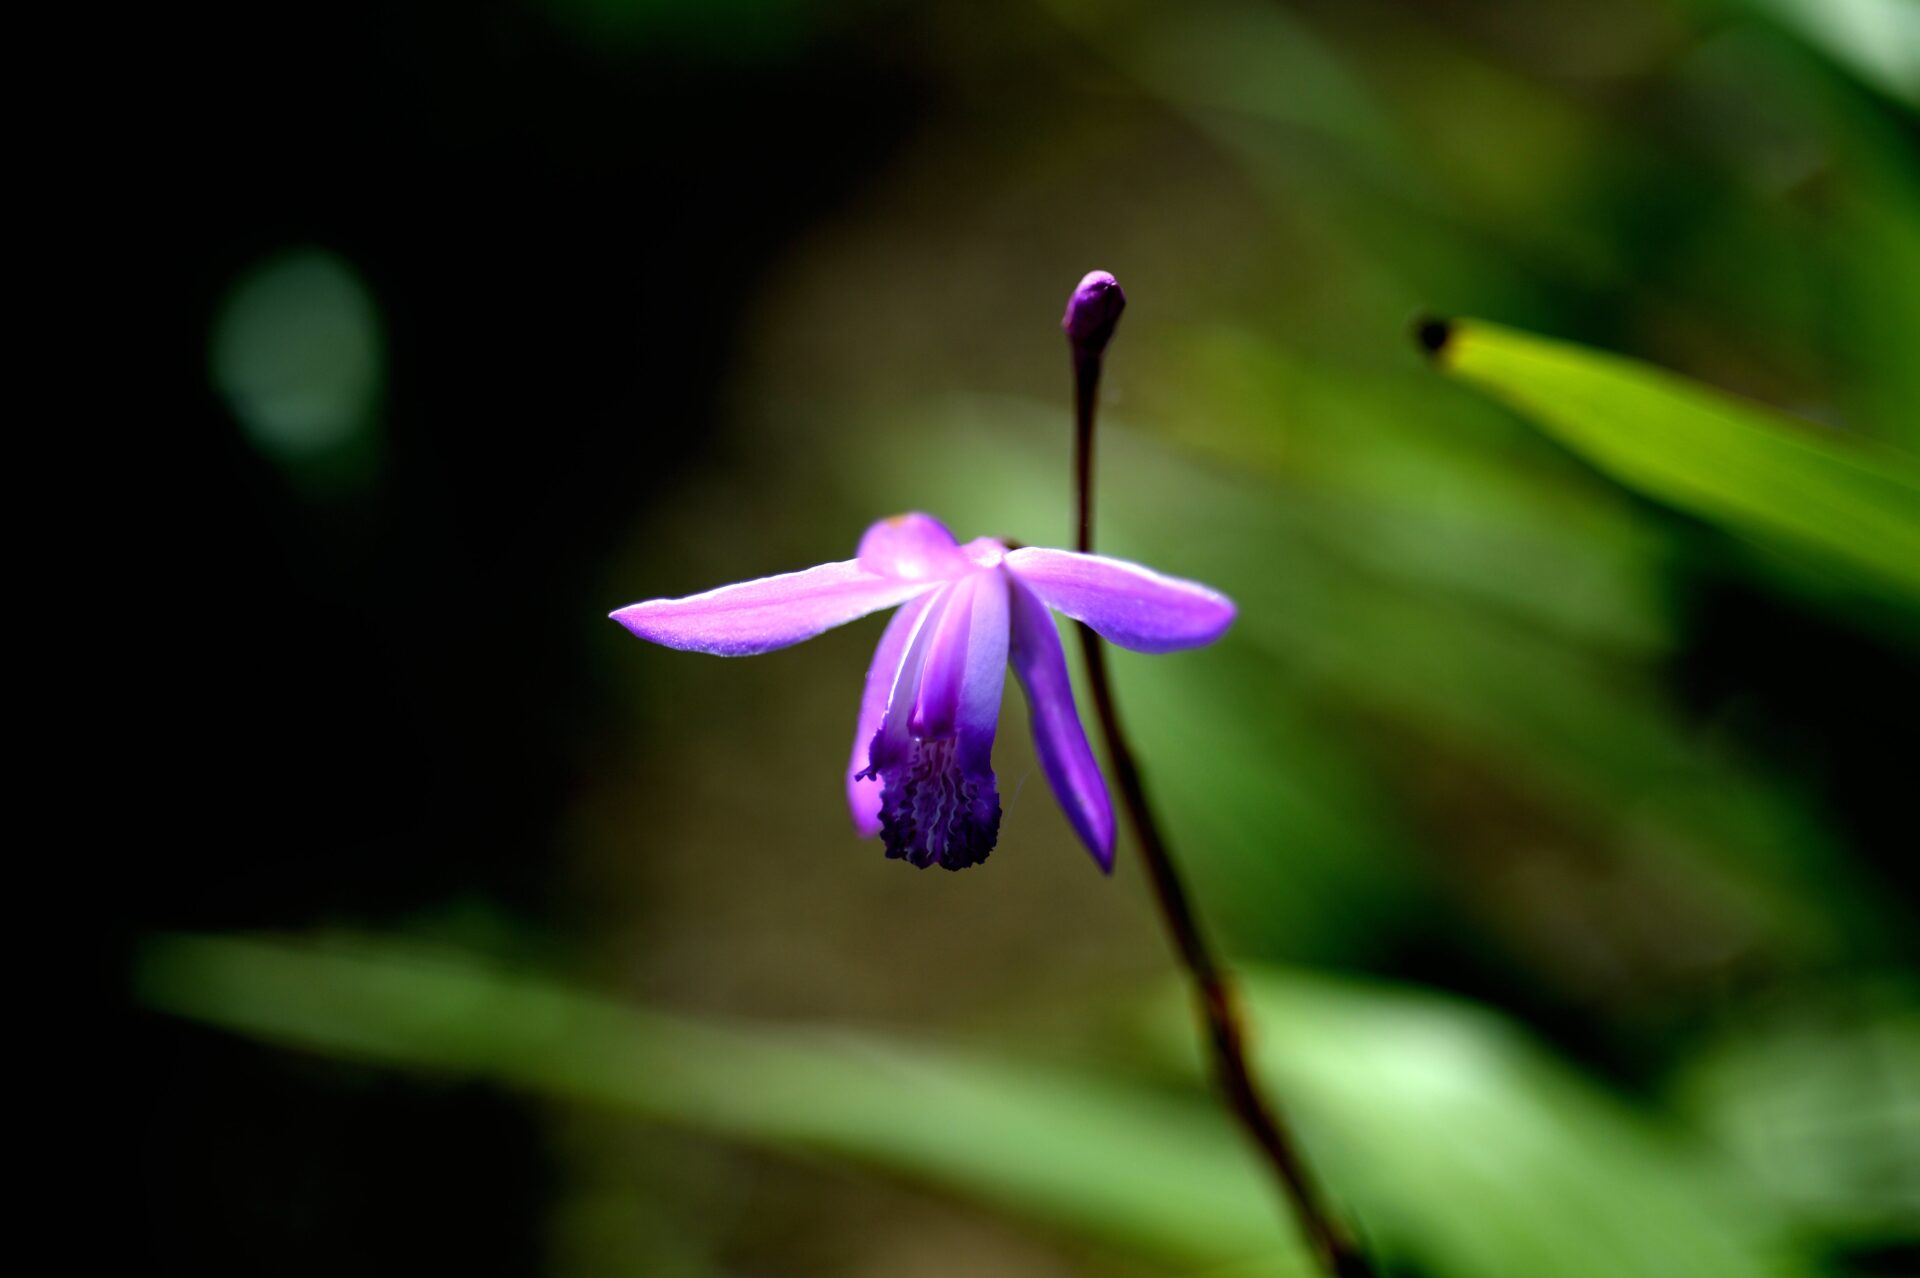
[611, 513, 1233, 872]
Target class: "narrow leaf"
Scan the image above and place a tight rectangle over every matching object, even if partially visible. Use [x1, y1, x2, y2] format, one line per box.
[1419, 318, 1920, 599]
[134, 932, 1302, 1269]
[136, 932, 1812, 1278]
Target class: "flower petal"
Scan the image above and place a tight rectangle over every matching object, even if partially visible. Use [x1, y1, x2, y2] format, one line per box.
[1008, 577, 1114, 871]
[1003, 547, 1235, 653]
[910, 572, 978, 738]
[847, 590, 937, 837]
[866, 582, 954, 777]
[959, 537, 1009, 569]
[611, 560, 935, 657]
[953, 568, 1009, 774]
[857, 513, 972, 581]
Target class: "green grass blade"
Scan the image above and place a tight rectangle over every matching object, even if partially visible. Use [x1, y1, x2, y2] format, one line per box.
[134, 931, 1303, 1269]
[136, 932, 1812, 1278]
[1420, 318, 1920, 599]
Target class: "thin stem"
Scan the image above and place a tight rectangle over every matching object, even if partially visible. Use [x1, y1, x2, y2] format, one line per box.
[1073, 355, 1100, 553]
[1071, 352, 1375, 1278]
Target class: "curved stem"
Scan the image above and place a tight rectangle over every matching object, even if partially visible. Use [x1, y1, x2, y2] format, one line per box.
[1071, 353, 1375, 1278]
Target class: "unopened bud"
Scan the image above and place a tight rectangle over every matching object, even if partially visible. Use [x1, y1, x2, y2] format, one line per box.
[1062, 270, 1126, 357]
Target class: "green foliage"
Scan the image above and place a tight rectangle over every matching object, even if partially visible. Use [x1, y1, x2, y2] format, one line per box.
[173, 0, 1920, 1271]
[1672, 983, 1920, 1234]
[135, 932, 1299, 1269]
[1424, 319, 1920, 600]
[137, 932, 1812, 1278]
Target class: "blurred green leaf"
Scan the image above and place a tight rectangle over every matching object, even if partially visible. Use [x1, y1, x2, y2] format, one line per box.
[136, 931, 1301, 1270]
[1147, 972, 1800, 1278]
[208, 247, 385, 494]
[1424, 319, 1920, 599]
[1672, 983, 1920, 1235]
[138, 932, 1812, 1278]
[1833, 179, 1920, 456]
[1739, 0, 1920, 109]
[1160, 328, 1675, 656]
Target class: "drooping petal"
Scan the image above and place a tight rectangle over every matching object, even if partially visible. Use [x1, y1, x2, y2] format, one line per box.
[847, 590, 937, 837]
[909, 572, 978, 739]
[865, 583, 955, 780]
[952, 568, 1009, 769]
[1008, 576, 1114, 871]
[869, 569, 1009, 872]
[610, 560, 935, 657]
[857, 513, 973, 581]
[1003, 547, 1235, 653]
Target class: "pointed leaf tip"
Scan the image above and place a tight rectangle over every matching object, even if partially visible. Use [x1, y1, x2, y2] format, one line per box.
[1413, 314, 1454, 360]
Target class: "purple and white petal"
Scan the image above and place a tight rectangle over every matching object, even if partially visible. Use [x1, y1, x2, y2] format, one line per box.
[610, 560, 936, 657]
[865, 582, 954, 778]
[952, 568, 1009, 774]
[1008, 577, 1114, 871]
[847, 591, 937, 837]
[857, 513, 973, 582]
[958, 537, 1009, 569]
[1003, 547, 1235, 654]
[909, 572, 979, 738]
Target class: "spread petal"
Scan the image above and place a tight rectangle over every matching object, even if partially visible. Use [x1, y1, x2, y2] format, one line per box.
[611, 560, 936, 657]
[1003, 547, 1235, 653]
[952, 568, 1009, 775]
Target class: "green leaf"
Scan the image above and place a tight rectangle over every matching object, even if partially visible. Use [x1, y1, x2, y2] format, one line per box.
[1177, 973, 1794, 1278]
[1670, 982, 1920, 1234]
[1421, 318, 1920, 599]
[1738, 0, 1920, 110]
[136, 932, 1811, 1278]
[134, 931, 1302, 1270]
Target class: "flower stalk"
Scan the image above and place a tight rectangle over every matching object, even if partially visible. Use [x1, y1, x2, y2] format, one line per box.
[1062, 272, 1375, 1278]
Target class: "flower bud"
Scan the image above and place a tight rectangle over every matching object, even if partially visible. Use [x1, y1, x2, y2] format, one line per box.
[1061, 270, 1126, 357]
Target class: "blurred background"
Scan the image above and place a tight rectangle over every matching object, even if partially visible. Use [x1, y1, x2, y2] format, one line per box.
[135, 0, 1918, 1275]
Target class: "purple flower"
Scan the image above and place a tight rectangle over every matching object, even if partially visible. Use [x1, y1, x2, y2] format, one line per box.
[611, 513, 1234, 872]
